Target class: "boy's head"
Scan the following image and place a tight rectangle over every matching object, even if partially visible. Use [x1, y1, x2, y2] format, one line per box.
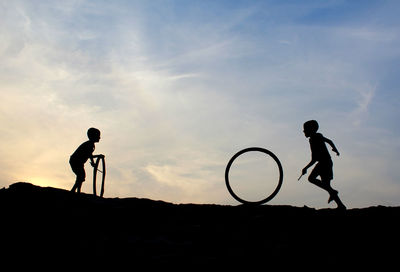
[87, 127, 101, 142]
[303, 120, 319, 138]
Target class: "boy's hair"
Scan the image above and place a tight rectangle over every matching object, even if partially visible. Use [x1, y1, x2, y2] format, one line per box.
[303, 120, 319, 133]
[87, 127, 100, 140]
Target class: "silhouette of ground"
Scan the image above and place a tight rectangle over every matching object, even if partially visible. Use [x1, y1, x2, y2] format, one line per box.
[1, 182, 399, 269]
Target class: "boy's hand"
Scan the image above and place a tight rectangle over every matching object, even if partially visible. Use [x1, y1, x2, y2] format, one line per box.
[90, 162, 96, 167]
[332, 149, 340, 156]
[99, 154, 105, 158]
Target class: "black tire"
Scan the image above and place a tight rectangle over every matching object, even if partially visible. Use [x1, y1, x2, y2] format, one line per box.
[225, 147, 283, 205]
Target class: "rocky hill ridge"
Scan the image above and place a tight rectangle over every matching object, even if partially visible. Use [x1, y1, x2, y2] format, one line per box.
[1, 182, 399, 268]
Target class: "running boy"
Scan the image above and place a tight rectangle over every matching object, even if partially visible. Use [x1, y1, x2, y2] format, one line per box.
[70, 128, 104, 193]
[300, 120, 346, 210]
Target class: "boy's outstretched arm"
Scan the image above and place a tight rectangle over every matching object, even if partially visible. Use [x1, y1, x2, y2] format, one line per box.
[324, 137, 340, 156]
[90, 154, 105, 167]
[90, 155, 96, 167]
[302, 159, 316, 175]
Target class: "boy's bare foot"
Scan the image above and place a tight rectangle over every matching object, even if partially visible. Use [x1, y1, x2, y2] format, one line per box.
[336, 204, 347, 210]
[328, 190, 338, 203]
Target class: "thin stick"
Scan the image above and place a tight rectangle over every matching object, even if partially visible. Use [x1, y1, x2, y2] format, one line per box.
[298, 174, 303, 181]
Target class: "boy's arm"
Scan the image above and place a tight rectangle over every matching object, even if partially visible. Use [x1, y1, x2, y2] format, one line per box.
[323, 137, 340, 156]
[90, 154, 105, 167]
[302, 159, 316, 175]
[89, 155, 95, 167]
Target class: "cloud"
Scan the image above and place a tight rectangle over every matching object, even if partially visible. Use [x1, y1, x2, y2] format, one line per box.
[351, 84, 376, 126]
[145, 164, 211, 201]
[1, 1, 400, 208]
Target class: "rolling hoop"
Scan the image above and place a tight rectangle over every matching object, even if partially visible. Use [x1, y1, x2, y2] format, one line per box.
[225, 147, 283, 205]
[93, 156, 106, 197]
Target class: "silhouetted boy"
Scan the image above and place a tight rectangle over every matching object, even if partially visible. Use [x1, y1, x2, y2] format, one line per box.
[301, 120, 346, 210]
[70, 128, 104, 193]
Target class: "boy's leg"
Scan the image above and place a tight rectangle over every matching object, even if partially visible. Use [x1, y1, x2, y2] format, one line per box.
[71, 178, 83, 193]
[308, 164, 333, 193]
[77, 181, 82, 193]
[309, 162, 346, 209]
[323, 179, 338, 203]
[71, 182, 77, 192]
[71, 164, 85, 194]
[335, 197, 346, 210]
[325, 179, 346, 209]
[317, 160, 341, 203]
[333, 194, 346, 209]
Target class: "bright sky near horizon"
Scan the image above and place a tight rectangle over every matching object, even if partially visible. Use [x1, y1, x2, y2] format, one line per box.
[1, 0, 400, 208]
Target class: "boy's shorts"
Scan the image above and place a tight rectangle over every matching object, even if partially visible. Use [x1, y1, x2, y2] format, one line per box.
[69, 158, 86, 182]
[310, 159, 333, 181]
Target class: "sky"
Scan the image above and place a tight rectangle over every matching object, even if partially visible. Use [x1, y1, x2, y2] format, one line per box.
[1, 0, 400, 208]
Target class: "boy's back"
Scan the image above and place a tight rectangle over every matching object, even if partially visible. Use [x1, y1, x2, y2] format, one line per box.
[70, 140, 95, 165]
[309, 133, 331, 162]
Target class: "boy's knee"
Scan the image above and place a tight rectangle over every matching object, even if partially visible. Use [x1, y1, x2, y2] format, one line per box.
[75, 177, 85, 184]
[76, 172, 86, 183]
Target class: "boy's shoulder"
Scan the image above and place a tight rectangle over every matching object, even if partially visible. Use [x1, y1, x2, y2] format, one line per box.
[309, 133, 324, 142]
[78, 140, 94, 149]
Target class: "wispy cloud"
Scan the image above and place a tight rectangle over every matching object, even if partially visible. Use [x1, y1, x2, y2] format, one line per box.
[351, 84, 376, 126]
[1, 1, 400, 207]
